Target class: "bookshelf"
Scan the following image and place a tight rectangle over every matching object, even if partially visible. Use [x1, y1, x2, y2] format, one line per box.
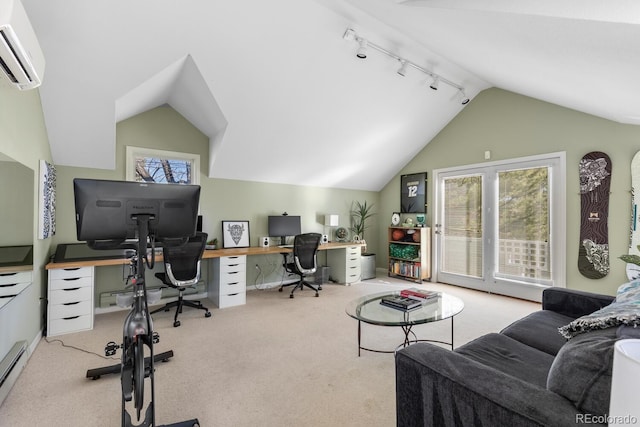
[388, 226, 431, 283]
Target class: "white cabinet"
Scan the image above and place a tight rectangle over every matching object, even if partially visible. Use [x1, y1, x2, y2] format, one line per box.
[47, 267, 94, 336]
[210, 256, 246, 308]
[0, 270, 32, 311]
[327, 245, 361, 285]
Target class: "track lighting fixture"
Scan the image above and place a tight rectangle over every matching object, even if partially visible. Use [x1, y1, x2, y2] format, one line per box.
[342, 28, 470, 105]
[459, 89, 470, 105]
[429, 76, 439, 90]
[397, 60, 408, 77]
[356, 39, 368, 59]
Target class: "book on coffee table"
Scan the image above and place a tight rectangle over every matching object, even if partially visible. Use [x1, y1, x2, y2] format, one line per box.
[380, 295, 423, 311]
[400, 288, 441, 302]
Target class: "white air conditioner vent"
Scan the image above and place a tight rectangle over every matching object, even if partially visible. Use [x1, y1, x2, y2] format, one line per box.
[0, 0, 44, 90]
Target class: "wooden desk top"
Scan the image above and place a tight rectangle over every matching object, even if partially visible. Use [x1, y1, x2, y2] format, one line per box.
[0, 264, 33, 274]
[45, 241, 364, 270]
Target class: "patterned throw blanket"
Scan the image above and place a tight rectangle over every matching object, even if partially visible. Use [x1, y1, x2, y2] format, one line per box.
[559, 281, 640, 339]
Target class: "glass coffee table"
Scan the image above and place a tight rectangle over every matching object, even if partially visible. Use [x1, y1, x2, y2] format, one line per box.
[345, 290, 464, 356]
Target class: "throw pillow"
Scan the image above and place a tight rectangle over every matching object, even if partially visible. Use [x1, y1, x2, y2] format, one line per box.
[547, 327, 617, 417]
[558, 281, 640, 339]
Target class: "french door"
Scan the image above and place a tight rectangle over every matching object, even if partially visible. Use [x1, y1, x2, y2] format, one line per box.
[433, 153, 566, 301]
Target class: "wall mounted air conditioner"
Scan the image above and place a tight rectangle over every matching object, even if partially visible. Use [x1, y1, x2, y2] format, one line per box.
[0, 0, 44, 90]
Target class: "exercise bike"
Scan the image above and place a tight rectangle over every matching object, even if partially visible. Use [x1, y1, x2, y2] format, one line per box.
[73, 178, 201, 427]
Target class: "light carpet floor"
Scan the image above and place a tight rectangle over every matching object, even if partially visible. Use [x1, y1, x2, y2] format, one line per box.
[0, 276, 540, 427]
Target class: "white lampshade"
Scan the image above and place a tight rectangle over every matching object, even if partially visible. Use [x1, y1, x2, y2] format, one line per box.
[324, 214, 339, 227]
[609, 339, 640, 426]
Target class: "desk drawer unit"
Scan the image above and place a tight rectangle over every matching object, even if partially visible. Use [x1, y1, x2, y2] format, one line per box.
[327, 246, 361, 285]
[47, 267, 94, 336]
[0, 271, 32, 311]
[211, 256, 246, 308]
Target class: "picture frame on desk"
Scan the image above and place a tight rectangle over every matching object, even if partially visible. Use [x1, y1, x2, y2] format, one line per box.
[222, 220, 250, 248]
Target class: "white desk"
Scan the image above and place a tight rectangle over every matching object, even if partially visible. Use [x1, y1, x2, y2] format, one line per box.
[45, 242, 365, 335]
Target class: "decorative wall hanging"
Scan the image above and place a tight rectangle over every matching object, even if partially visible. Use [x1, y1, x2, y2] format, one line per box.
[38, 159, 56, 239]
[578, 151, 611, 279]
[401, 172, 427, 213]
[222, 220, 250, 248]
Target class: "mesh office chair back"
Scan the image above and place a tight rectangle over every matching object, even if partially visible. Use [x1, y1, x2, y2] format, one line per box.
[293, 233, 322, 274]
[152, 232, 211, 327]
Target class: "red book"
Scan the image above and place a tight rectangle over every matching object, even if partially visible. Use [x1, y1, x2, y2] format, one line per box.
[400, 288, 440, 301]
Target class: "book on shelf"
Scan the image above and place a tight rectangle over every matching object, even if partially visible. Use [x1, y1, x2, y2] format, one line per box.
[400, 287, 441, 302]
[380, 295, 423, 311]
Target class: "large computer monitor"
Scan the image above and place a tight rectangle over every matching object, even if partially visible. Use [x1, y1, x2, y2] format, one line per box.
[74, 178, 201, 242]
[268, 215, 301, 246]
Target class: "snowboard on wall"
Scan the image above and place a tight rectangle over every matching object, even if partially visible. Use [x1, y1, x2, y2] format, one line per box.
[578, 151, 612, 279]
[625, 151, 640, 280]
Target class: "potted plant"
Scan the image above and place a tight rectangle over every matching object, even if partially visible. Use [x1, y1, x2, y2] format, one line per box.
[350, 201, 375, 250]
[206, 238, 218, 250]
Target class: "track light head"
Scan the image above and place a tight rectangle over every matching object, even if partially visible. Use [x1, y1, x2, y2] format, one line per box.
[429, 76, 439, 90]
[460, 89, 470, 105]
[397, 60, 408, 77]
[343, 28, 356, 41]
[356, 39, 368, 59]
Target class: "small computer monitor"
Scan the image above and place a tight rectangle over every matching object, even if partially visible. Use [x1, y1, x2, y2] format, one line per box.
[74, 178, 201, 242]
[268, 215, 301, 246]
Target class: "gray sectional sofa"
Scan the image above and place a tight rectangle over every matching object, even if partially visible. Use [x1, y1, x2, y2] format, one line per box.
[395, 287, 639, 427]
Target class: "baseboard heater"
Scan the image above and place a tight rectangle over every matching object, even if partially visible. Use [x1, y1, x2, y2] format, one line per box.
[0, 340, 28, 406]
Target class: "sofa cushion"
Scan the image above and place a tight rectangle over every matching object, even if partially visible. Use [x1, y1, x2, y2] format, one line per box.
[455, 333, 555, 388]
[501, 310, 573, 355]
[546, 327, 618, 417]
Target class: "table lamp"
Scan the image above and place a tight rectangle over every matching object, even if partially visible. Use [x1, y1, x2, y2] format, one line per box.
[324, 214, 339, 242]
[609, 339, 640, 426]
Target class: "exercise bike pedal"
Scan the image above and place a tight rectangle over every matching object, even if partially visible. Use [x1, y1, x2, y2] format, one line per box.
[105, 341, 120, 356]
[152, 332, 160, 344]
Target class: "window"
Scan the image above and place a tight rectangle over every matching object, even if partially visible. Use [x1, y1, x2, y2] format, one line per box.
[126, 146, 200, 185]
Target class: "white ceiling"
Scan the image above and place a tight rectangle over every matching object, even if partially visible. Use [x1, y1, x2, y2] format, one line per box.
[20, 0, 640, 191]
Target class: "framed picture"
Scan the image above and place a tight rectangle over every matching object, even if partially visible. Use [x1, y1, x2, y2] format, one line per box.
[401, 172, 427, 213]
[222, 220, 250, 248]
[38, 160, 56, 239]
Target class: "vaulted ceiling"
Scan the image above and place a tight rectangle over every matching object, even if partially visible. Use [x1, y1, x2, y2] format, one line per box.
[21, 0, 640, 191]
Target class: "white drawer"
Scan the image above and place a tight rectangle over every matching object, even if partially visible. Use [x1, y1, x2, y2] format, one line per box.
[49, 286, 92, 305]
[0, 271, 32, 285]
[346, 257, 361, 268]
[48, 314, 92, 336]
[49, 267, 93, 280]
[347, 247, 361, 257]
[219, 255, 246, 268]
[49, 300, 92, 319]
[0, 281, 30, 297]
[219, 280, 246, 295]
[49, 276, 93, 291]
[217, 292, 246, 308]
[220, 270, 246, 285]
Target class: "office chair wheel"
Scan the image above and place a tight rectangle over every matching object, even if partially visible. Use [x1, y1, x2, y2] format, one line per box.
[173, 320, 181, 327]
[289, 294, 294, 299]
[205, 311, 212, 318]
[278, 287, 283, 292]
[318, 285, 322, 290]
[315, 293, 319, 297]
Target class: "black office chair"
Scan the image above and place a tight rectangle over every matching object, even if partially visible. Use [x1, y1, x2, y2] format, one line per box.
[151, 232, 211, 327]
[279, 233, 322, 298]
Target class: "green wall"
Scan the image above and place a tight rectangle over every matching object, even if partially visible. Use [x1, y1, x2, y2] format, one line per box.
[378, 88, 640, 296]
[52, 106, 379, 293]
[0, 81, 53, 357]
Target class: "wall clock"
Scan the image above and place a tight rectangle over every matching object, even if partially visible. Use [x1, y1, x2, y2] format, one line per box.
[391, 212, 400, 226]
